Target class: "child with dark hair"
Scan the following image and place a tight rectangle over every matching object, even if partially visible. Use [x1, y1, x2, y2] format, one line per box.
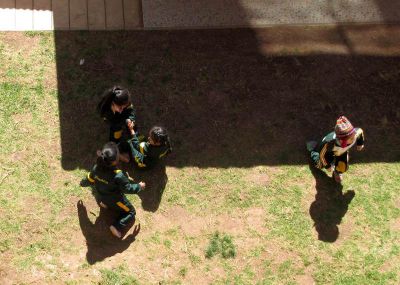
[308, 116, 365, 183]
[97, 86, 136, 143]
[119, 126, 172, 169]
[87, 142, 145, 238]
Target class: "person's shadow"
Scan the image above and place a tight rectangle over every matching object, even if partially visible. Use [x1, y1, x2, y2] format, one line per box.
[126, 162, 168, 212]
[77, 200, 140, 264]
[309, 164, 355, 242]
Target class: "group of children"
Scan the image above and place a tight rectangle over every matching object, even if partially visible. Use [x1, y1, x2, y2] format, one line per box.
[87, 86, 172, 238]
[86, 86, 365, 239]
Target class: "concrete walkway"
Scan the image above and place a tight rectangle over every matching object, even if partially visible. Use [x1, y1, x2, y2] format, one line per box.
[0, 0, 399, 31]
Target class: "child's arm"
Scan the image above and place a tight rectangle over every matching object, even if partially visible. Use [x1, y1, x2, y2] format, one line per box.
[355, 128, 365, 150]
[126, 105, 136, 122]
[124, 105, 136, 130]
[87, 165, 96, 183]
[115, 171, 145, 194]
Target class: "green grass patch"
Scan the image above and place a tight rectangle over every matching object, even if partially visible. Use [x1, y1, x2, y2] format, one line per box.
[99, 264, 139, 285]
[205, 231, 236, 259]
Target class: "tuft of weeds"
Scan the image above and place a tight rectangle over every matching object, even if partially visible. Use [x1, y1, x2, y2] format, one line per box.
[178, 266, 188, 277]
[221, 234, 237, 259]
[205, 231, 236, 259]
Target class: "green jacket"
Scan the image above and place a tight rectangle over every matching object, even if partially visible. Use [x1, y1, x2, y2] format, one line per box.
[87, 164, 141, 196]
[314, 128, 365, 168]
[127, 134, 171, 168]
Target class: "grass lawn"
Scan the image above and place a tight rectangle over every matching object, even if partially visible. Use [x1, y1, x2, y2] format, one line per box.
[0, 25, 400, 284]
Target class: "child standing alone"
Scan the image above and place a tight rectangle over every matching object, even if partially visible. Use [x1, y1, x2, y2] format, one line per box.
[308, 116, 365, 183]
[87, 142, 145, 238]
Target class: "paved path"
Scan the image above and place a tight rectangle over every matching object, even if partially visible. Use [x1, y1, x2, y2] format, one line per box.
[0, 0, 399, 31]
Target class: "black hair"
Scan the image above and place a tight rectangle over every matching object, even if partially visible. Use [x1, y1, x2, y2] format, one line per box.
[149, 126, 172, 152]
[96, 142, 120, 168]
[97, 86, 131, 116]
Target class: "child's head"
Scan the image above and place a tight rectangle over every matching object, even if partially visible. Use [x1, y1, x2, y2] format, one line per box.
[148, 126, 169, 146]
[98, 86, 131, 115]
[97, 142, 120, 167]
[335, 116, 356, 147]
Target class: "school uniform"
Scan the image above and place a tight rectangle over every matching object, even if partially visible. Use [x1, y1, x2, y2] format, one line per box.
[123, 133, 171, 169]
[311, 128, 364, 174]
[102, 104, 136, 142]
[87, 164, 141, 231]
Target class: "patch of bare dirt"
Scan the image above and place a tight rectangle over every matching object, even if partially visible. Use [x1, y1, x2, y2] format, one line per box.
[296, 272, 315, 285]
[0, 257, 16, 285]
[390, 218, 400, 231]
[151, 206, 209, 236]
[0, 33, 40, 55]
[333, 216, 355, 246]
[246, 172, 269, 187]
[43, 67, 58, 90]
[9, 150, 27, 162]
[12, 113, 34, 135]
[244, 208, 267, 234]
[57, 202, 273, 283]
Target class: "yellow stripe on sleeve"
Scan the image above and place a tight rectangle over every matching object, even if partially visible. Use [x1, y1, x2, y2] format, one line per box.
[139, 142, 146, 155]
[116, 202, 130, 212]
[135, 156, 146, 168]
[319, 144, 328, 166]
[159, 150, 168, 158]
[87, 172, 95, 183]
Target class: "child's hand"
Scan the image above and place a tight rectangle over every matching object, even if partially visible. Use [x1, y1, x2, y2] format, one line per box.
[139, 182, 146, 190]
[357, 145, 364, 151]
[126, 119, 135, 135]
[126, 119, 135, 129]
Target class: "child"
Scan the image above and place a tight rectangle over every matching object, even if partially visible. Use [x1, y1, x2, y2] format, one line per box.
[120, 126, 172, 169]
[87, 142, 145, 238]
[97, 86, 136, 143]
[308, 116, 365, 183]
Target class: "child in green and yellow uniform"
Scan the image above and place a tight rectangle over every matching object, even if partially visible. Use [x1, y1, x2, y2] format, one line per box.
[120, 126, 172, 169]
[97, 86, 137, 143]
[308, 116, 365, 183]
[87, 142, 145, 238]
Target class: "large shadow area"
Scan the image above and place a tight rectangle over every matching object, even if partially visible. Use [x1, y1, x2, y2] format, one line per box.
[55, 26, 400, 171]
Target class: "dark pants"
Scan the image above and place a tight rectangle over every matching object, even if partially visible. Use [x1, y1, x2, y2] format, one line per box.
[109, 125, 123, 143]
[110, 124, 139, 143]
[100, 194, 136, 230]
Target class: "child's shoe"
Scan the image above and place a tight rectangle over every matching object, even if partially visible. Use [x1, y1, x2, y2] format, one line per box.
[110, 225, 122, 238]
[333, 171, 343, 183]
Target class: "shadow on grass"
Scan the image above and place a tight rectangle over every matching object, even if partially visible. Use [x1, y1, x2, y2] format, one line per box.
[309, 164, 355, 242]
[55, 27, 400, 172]
[126, 163, 168, 212]
[77, 200, 140, 265]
